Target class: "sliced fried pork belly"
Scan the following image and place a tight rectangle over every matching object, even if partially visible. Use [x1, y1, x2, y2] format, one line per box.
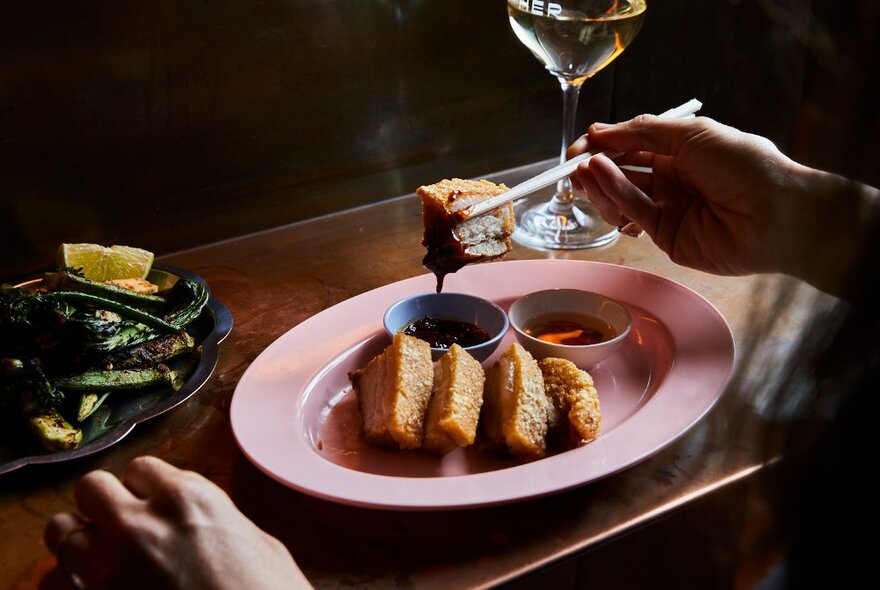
[422, 344, 486, 455]
[418, 178, 514, 292]
[350, 333, 434, 450]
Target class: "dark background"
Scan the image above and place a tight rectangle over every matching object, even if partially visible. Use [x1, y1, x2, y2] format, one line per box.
[1, 0, 876, 279]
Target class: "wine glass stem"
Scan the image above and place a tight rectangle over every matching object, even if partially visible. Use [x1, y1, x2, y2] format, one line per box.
[551, 78, 584, 215]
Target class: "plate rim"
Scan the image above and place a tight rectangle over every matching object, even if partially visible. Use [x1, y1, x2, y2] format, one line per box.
[231, 259, 735, 510]
[0, 264, 233, 475]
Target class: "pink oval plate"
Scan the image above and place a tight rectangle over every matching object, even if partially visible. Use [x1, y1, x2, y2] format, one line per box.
[230, 260, 735, 510]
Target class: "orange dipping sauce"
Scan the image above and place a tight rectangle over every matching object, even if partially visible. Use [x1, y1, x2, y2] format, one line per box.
[524, 315, 615, 346]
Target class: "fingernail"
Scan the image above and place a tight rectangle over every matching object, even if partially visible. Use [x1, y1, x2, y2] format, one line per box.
[590, 122, 612, 131]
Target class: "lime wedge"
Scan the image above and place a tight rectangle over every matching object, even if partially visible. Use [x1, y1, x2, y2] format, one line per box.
[58, 244, 155, 282]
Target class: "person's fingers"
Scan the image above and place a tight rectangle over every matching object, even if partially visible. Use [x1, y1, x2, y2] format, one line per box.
[123, 456, 221, 506]
[56, 526, 100, 576]
[568, 134, 591, 192]
[122, 455, 231, 522]
[588, 154, 659, 236]
[588, 115, 718, 157]
[613, 150, 655, 169]
[74, 470, 136, 524]
[615, 163, 654, 196]
[573, 162, 626, 226]
[121, 456, 189, 499]
[45, 513, 104, 587]
[572, 151, 657, 195]
[38, 566, 81, 590]
[569, 135, 658, 167]
[566, 134, 590, 160]
[45, 512, 88, 556]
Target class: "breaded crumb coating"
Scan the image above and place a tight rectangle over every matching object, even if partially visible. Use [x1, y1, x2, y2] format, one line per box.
[539, 357, 601, 446]
[480, 343, 550, 458]
[350, 333, 433, 450]
[422, 344, 486, 455]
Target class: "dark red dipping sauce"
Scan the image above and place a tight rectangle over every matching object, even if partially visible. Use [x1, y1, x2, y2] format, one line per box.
[402, 316, 491, 349]
[421, 197, 471, 293]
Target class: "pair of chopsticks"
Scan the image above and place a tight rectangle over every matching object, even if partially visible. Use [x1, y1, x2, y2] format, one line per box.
[465, 98, 703, 219]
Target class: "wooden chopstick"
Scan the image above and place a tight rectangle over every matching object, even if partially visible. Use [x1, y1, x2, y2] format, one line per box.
[465, 99, 703, 218]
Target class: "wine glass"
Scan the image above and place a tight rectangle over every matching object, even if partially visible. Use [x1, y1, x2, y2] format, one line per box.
[507, 0, 646, 249]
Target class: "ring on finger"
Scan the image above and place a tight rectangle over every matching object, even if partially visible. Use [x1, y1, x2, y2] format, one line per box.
[617, 217, 644, 238]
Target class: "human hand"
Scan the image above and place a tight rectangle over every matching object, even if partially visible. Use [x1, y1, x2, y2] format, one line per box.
[568, 115, 814, 277]
[42, 456, 310, 590]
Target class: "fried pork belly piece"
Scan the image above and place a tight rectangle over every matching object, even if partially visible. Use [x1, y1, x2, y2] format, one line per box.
[422, 344, 486, 455]
[418, 178, 514, 290]
[480, 343, 551, 459]
[350, 333, 434, 450]
[539, 358, 601, 446]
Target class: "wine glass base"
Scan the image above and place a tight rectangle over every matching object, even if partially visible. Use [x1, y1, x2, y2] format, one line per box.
[512, 192, 619, 250]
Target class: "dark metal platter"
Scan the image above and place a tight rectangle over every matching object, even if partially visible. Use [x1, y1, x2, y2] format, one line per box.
[0, 265, 233, 474]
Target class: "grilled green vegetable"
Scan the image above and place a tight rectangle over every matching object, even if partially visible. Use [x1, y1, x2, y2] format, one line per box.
[3, 358, 64, 411]
[28, 410, 82, 452]
[164, 279, 209, 328]
[44, 271, 167, 311]
[114, 332, 196, 369]
[170, 351, 199, 390]
[45, 292, 178, 334]
[56, 365, 177, 391]
[1, 263, 210, 455]
[76, 317, 156, 353]
[77, 392, 111, 422]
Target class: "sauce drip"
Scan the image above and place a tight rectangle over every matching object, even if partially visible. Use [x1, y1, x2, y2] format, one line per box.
[402, 316, 491, 349]
[421, 192, 472, 293]
[524, 316, 614, 346]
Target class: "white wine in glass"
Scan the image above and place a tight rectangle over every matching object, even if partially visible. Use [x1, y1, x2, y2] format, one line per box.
[507, 0, 646, 249]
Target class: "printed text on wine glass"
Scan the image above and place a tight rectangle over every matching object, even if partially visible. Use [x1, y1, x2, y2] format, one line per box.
[515, 1, 563, 17]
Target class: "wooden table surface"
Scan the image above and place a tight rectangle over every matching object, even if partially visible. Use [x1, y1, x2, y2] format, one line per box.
[0, 161, 815, 589]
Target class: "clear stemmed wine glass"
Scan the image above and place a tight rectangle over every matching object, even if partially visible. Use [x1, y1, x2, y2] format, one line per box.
[507, 0, 646, 249]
